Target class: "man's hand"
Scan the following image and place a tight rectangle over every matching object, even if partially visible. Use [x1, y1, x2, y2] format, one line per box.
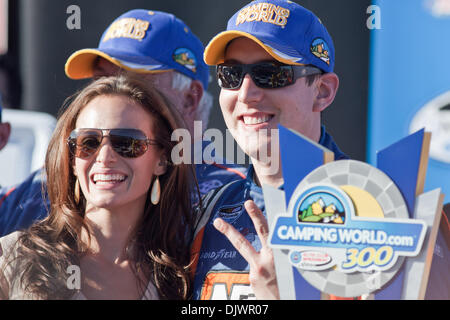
[213, 199, 279, 300]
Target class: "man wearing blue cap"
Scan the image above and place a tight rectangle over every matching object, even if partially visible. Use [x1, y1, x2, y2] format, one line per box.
[190, 0, 347, 300]
[0, 9, 245, 237]
[192, 0, 449, 301]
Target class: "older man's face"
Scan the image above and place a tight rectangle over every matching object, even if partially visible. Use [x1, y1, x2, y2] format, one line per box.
[93, 58, 184, 112]
[92, 58, 197, 132]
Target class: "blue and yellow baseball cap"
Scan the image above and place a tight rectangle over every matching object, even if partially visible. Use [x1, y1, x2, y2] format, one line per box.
[65, 9, 209, 89]
[204, 0, 335, 73]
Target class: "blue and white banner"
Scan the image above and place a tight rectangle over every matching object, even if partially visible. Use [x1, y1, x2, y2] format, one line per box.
[367, 0, 450, 203]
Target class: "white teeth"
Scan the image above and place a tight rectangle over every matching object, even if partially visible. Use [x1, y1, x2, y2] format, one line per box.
[93, 174, 126, 183]
[243, 115, 272, 125]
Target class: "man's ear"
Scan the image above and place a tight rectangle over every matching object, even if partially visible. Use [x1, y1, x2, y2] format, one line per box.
[183, 80, 204, 116]
[0, 122, 11, 151]
[312, 72, 339, 112]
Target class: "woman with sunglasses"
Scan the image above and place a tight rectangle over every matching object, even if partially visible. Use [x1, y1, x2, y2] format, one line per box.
[0, 75, 197, 299]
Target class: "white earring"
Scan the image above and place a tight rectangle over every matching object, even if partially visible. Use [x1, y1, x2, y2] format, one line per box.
[74, 178, 81, 204]
[150, 176, 161, 205]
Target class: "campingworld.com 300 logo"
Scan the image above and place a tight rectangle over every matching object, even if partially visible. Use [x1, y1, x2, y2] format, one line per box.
[270, 182, 426, 273]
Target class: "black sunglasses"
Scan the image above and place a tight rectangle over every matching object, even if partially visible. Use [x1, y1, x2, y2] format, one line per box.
[67, 128, 158, 159]
[216, 62, 323, 90]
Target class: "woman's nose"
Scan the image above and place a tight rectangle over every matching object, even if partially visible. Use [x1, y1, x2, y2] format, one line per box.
[95, 139, 118, 165]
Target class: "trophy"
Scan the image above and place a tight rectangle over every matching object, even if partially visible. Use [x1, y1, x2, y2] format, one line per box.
[264, 125, 444, 299]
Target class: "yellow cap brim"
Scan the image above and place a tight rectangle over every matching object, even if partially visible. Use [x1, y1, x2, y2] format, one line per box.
[65, 49, 115, 79]
[65, 49, 172, 79]
[204, 31, 304, 66]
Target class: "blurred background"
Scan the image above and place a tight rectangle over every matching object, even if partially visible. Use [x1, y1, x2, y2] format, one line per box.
[0, 0, 449, 203]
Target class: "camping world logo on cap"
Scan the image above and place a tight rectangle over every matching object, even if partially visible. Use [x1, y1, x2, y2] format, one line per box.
[235, 2, 290, 27]
[173, 48, 197, 73]
[311, 38, 330, 65]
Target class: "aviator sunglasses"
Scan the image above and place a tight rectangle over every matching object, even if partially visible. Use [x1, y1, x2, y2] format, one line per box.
[68, 128, 158, 159]
[216, 62, 323, 90]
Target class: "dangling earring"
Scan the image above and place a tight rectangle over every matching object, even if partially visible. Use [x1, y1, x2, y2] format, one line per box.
[74, 178, 81, 204]
[150, 176, 161, 205]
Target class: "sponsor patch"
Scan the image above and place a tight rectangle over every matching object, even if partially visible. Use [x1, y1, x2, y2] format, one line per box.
[173, 48, 197, 73]
[310, 38, 330, 65]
